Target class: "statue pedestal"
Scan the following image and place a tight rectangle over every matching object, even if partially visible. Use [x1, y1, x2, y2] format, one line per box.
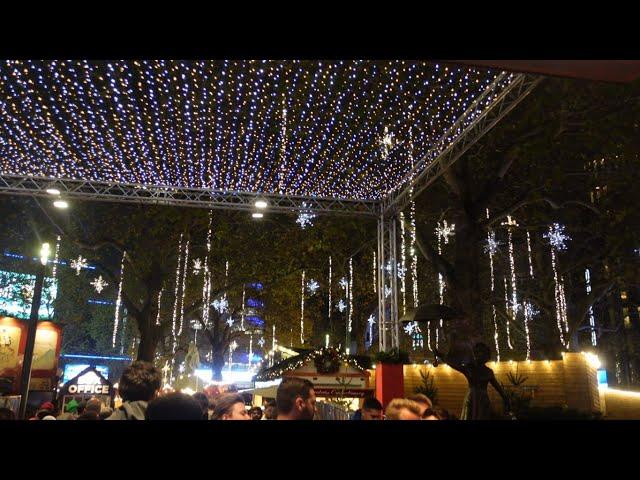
[375, 363, 404, 409]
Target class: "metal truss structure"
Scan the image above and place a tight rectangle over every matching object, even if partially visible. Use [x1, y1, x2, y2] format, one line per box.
[0, 72, 543, 351]
[0, 174, 380, 217]
[377, 214, 400, 351]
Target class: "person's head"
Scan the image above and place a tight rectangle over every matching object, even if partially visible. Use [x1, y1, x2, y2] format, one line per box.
[146, 393, 204, 420]
[473, 343, 491, 364]
[85, 398, 102, 415]
[40, 401, 55, 412]
[384, 399, 422, 420]
[249, 406, 263, 420]
[77, 401, 87, 415]
[421, 407, 440, 420]
[361, 397, 383, 420]
[0, 408, 16, 420]
[276, 377, 316, 420]
[118, 361, 162, 402]
[192, 392, 210, 420]
[42, 415, 57, 421]
[263, 400, 277, 420]
[99, 407, 113, 420]
[431, 406, 451, 420]
[36, 409, 56, 420]
[65, 399, 79, 414]
[77, 411, 99, 421]
[407, 394, 433, 417]
[211, 394, 250, 420]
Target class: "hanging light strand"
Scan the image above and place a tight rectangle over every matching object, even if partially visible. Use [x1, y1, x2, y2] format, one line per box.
[155, 289, 163, 326]
[348, 257, 353, 335]
[300, 270, 305, 344]
[328, 256, 332, 323]
[585, 269, 597, 346]
[202, 212, 213, 326]
[51, 235, 61, 279]
[526, 230, 534, 278]
[178, 239, 190, 336]
[503, 277, 513, 349]
[112, 250, 126, 348]
[171, 234, 184, 354]
[486, 209, 500, 361]
[400, 212, 407, 315]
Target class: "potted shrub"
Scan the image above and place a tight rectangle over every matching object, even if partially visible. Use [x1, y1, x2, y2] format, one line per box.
[374, 348, 410, 408]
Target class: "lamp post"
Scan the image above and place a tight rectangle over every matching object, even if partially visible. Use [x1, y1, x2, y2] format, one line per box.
[18, 243, 49, 419]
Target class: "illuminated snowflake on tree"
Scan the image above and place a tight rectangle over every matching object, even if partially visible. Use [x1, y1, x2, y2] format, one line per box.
[336, 299, 347, 312]
[212, 297, 229, 314]
[396, 264, 407, 279]
[258, 337, 265, 347]
[403, 322, 418, 335]
[90, 275, 109, 293]
[230, 340, 238, 351]
[339, 277, 348, 290]
[367, 315, 376, 327]
[225, 317, 234, 327]
[306, 279, 319, 295]
[296, 203, 316, 229]
[524, 302, 540, 319]
[192, 258, 202, 275]
[435, 220, 456, 244]
[544, 223, 571, 250]
[70, 255, 88, 275]
[484, 231, 500, 255]
[385, 285, 392, 298]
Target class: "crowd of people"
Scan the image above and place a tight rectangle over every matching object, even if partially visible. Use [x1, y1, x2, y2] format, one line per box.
[0, 361, 452, 421]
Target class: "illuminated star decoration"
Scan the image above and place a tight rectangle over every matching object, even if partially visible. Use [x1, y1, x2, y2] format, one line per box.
[70, 255, 88, 275]
[306, 279, 319, 295]
[435, 220, 456, 244]
[213, 297, 229, 314]
[225, 317, 234, 327]
[544, 223, 571, 250]
[296, 202, 316, 229]
[258, 337, 265, 347]
[192, 258, 202, 275]
[90, 275, 109, 293]
[336, 299, 347, 312]
[484, 231, 500, 255]
[0, 61, 516, 202]
[339, 277, 348, 290]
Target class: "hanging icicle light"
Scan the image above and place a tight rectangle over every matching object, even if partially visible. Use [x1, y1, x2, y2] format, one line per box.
[367, 315, 376, 347]
[348, 258, 353, 335]
[328, 256, 332, 324]
[300, 270, 305, 344]
[171, 234, 184, 355]
[201, 213, 213, 327]
[51, 235, 61, 279]
[400, 212, 407, 315]
[241, 285, 246, 331]
[155, 289, 163, 326]
[178, 239, 190, 336]
[585, 268, 597, 346]
[248, 335, 253, 367]
[526, 230, 534, 278]
[503, 277, 513, 349]
[372, 250, 377, 293]
[523, 301, 538, 361]
[112, 251, 126, 348]
[546, 224, 570, 348]
[486, 208, 500, 361]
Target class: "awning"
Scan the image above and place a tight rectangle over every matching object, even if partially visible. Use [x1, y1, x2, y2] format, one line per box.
[243, 385, 278, 399]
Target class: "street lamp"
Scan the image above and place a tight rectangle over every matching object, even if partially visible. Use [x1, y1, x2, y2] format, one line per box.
[53, 200, 68, 209]
[46, 188, 60, 196]
[254, 200, 268, 209]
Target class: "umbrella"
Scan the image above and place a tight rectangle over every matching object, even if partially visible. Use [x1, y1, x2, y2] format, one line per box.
[400, 304, 463, 323]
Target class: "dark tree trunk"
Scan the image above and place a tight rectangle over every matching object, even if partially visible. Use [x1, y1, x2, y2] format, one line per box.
[212, 351, 225, 381]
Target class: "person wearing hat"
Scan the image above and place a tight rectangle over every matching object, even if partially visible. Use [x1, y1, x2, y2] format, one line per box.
[57, 399, 79, 420]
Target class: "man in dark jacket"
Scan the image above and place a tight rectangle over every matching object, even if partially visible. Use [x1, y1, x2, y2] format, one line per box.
[106, 361, 161, 420]
[351, 397, 383, 420]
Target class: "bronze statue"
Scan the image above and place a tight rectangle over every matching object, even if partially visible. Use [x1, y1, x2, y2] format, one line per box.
[434, 342, 511, 420]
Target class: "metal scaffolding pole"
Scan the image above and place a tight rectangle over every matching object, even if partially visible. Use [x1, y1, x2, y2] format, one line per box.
[377, 214, 399, 351]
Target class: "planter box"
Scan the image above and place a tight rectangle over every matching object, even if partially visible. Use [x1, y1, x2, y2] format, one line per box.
[375, 363, 404, 409]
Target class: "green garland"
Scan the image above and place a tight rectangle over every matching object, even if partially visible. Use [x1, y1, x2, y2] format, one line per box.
[374, 347, 410, 365]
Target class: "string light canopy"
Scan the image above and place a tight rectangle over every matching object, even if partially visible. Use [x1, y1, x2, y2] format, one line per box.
[0, 60, 519, 207]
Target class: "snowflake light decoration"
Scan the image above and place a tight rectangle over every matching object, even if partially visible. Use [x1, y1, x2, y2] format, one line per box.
[367, 315, 376, 327]
[336, 299, 347, 312]
[258, 337, 265, 347]
[225, 317, 234, 327]
[544, 223, 571, 250]
[484, 231, 500, 255]
[396, 264, 407, 279]
[339, 277, 348, 290]
[403, 322, 418, 335]
[296, 202, 316, 229]
[524, 302, 540, 319]
[230, 340, 238, 351]
[70, 255, 88, 275]
[192, 258, 202, 275]
[306, 279, 319, 295]
[385, 285, 392, 298]
[213, 297, 229, 314]
[90, 275, 109, 293]
[436, 220, 456, 244]
[190, 319, 203, 331]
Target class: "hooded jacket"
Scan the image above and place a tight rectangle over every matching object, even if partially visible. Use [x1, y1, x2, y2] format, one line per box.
[105, 400, 148, 420]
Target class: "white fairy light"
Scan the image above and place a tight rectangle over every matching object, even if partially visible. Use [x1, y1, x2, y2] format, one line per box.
[384, 285, 392, 298]
[258, 337, 265, 348]
[484, 231, 500, 256]
[300, 270, 305, 344]
[526, 231, 534, 278]
[585, 268, 597, 346]
[70, 255, 88, 276]
[171, 234, 184, 354]
[306, 279, 319, 295]
[367, 315, 376, 344]
[178, 239, 190, 336]
[248, 335, 253, 367]
[112, 250, 126, 348]
[523, 301, 537, 360]
[435, 220, 456, 245]
[241, 285, 246, 331]
[192, 258, 202, 275]
[229, 340, 238, 368]
[90, 275, 109, 293]
[51, 235, 61, 279]
[348, 257, 353, 335]
[544, 223, 571, 251]
[502, 216, 519, 346]
[372, 250, 377, 293]
[272, 324, 276, 353]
